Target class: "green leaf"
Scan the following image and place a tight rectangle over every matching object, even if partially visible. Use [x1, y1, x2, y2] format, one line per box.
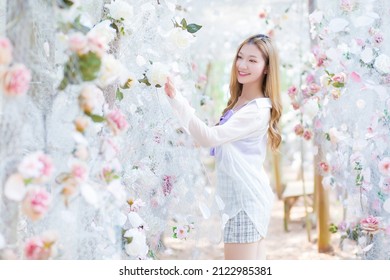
[89, 114, 105, 123]
[138, 74, 151, 86]
[125, 237, 133, 244]
[79, 52, 101, 81]
[58, 77, 69, 91]
[155, 84, 162, 88]
[173, 233, 177, 239]
[186, 23, 202, 34]
[116, 88, 124, 101]
[329, 223, 338, 234]
[172, 226, 177, 233]
[180, 18, 188, 29]
[325, 133, 330, 141]
[332, 82, 345, 88]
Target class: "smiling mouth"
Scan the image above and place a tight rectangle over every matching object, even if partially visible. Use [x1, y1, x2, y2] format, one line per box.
[238, 71, 250, 77]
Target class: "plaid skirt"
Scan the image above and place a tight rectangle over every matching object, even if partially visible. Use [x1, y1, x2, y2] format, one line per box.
[223, 210, 261, 243]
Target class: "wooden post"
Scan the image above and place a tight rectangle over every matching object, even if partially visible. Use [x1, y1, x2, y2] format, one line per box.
[315, 160, 332, 252]
[272, 151, 283, 199]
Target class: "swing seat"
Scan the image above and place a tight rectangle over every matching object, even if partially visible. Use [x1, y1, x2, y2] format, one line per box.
[282, 180, 314, 232]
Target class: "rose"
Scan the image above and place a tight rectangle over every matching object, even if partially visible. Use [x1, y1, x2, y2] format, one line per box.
[303, 130, 312, 141]
[70, 160, 89, 182]
[287, 85, 297, 98]
[294, 124, 304, 136]
[332, 72, 347, 84]
[78, 84, 105, 115]
[24, 232, 57, 260]
[340, 0, 356, 12]
[86, 34, 107, 57]
[378, 157, 390, 177]
[319, 162, 330, 173]
[168, 27, 195, 49]
[124, 229, 148, 257]
[87, 20, 116, 46]
[331, 88, 341, 99]
[149, 62, 169, 87]
[360, 216, 381, 234]
[291, 100, 300, 110]
[98, 55, 125, 87]
[0, 37, 13, 65]
[309, 83, 321, 94]
[105, 0, 134, 29]
[68, 32, 88, 55]
[22, 187, 51, 221]
[374, 33, 384, 45]
[17, 152, 54, 183]
[1, 64, 31, 96]
[374, 54, 390, 74]
[106, 108, 129, 135]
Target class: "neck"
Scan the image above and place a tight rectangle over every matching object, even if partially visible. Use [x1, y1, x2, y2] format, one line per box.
[240, 82, 265, 100]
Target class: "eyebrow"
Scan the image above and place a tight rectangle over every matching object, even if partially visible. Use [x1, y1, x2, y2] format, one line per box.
[238, 52, 259, 59]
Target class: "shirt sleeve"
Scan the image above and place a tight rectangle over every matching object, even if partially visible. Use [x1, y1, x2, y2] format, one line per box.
[167, 92, 270, 148]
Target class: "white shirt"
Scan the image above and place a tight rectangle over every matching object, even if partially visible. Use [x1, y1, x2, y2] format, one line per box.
[167, 92, 274, 238]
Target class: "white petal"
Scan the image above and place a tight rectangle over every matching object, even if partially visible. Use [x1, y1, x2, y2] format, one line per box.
[362, 243, 374, 252]
[80, 184, 99, 207]
[4, 174, 26, 201]
[383, 198, 390, 213]
[328, 18, 349, 33]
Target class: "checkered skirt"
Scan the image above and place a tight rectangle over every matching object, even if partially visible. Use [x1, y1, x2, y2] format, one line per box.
[223, 210, 261, 243]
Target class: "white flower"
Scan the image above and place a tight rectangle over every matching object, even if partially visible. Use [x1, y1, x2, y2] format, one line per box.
[361, 47, 374, 64]
[4, 173, 26, 201]
[107, 180, 126, 204]
[88, 20, 116, 46]
[149, 62, 169, 86]
[301, 98, 319, 119]
[124, 229, 148, 257]
[374, 54, 390, 74]
[79, 84, 105, 115]
[168, 27, 195, 49]
[309, 10, 323, 24]
[105, 0, 133, 29]
[98, 55, 125, 87]
[328, 18, 349, 33]
[127, 212, 146, 229]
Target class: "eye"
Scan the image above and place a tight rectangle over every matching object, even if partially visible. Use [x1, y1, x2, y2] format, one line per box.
[249, 59, 257, 63]
[237, 55, 242, 59]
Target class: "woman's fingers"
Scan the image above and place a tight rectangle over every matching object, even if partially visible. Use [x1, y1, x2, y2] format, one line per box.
[164, 77, 176, 98]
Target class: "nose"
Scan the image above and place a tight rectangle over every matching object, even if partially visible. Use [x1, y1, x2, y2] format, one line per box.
[237, 60, 248, 70]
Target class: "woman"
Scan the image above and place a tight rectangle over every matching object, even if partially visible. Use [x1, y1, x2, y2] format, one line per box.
[164, 34, 282, 260]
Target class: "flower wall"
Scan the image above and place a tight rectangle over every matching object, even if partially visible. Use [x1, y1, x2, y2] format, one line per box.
[0, 0, 215, 260]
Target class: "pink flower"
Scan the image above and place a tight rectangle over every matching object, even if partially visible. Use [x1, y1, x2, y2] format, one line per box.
[24, 233, 57, 260]
[70, 160, 89, 182]
[332, 72, 347, 84]
[162, 175, 175, 196]
[287, 85, 297, 98]
[309, 83, 321, 94]
[378, 157, 390, 177]
[374, 33, 384, 45]
[258, 9, 267, 19]
[174, 225, 188, 240]
[17, 152, 54, 183]
[78, 85, 105, 115]
[294, 124, 304, 136]
[319, 161, 330, 173]
[1, 64, 31, 96]
[106, 108, 129, 135]
[87, 34, 107, 57]
[331, 89, 341, 99]
[340, 0, 355, 12]
[68, 32, 88, 54]
[355, 38, 365, 46]
[22, 187, 51, 221]
[303, 130, 313, 141]
[306, 74, 315, 84]
[360, 216, 381, 234]
[291, 100, 300, 110]
[0, 37, 13, 65]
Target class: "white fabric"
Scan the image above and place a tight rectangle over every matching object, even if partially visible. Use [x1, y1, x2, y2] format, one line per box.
[167, 92, 275, 238]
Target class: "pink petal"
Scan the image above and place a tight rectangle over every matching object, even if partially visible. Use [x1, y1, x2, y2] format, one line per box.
[350, 71, 361, 83]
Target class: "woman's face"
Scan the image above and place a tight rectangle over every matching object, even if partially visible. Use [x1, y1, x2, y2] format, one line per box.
[236, 43, 267, 85]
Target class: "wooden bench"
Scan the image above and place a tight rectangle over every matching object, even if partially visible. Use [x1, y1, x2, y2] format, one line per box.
[282, 180, 314, 232]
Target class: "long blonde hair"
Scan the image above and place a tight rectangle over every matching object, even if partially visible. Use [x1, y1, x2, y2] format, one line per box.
[222, 34, 282, 151]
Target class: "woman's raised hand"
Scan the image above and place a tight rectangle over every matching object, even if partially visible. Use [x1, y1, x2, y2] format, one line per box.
[164, 77, 176, 98]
